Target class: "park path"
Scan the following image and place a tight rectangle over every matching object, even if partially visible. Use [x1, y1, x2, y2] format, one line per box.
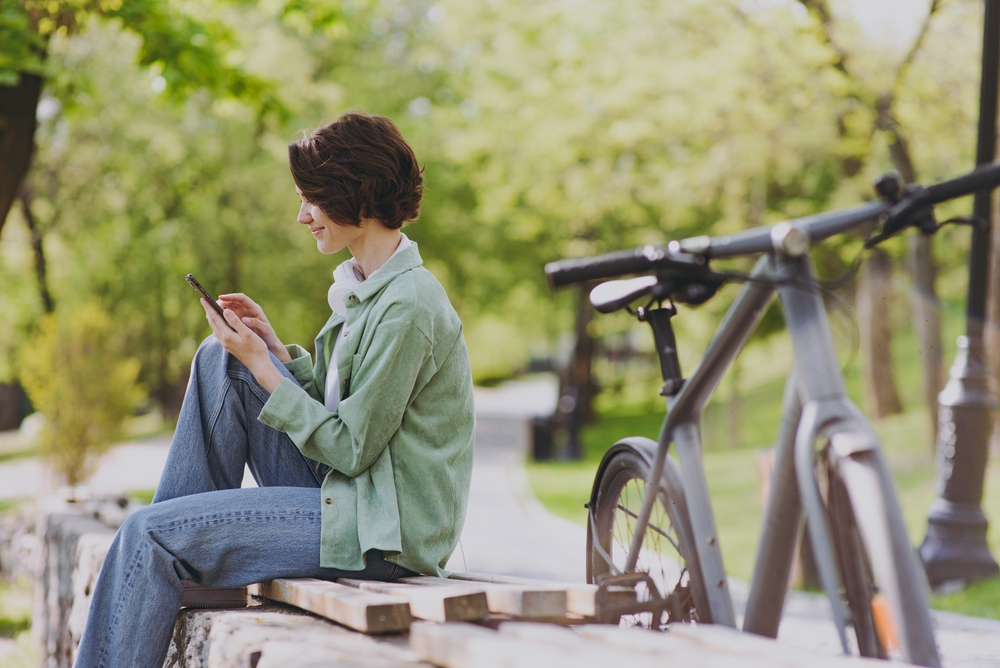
[1, 377, 999, 666]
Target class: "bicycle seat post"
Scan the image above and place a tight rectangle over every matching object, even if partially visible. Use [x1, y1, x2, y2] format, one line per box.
[637, 304, 684, 397]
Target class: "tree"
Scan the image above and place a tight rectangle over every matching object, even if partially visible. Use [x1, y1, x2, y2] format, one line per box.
[0, 0, 291, 232]
[0, 1, 349, 407]
[19, 300, 143, 486]
[793, 0, 982, 430]
[10, 17, 330, 411]
[412, 0, 853, 442]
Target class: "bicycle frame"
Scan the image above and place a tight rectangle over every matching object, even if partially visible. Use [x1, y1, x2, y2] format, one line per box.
[625, 250, 935, 659]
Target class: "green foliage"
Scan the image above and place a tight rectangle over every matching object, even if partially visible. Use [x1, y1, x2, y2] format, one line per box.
[0, 0, 989, 401]
[11, 17, 340, 406]
[0, 577, 35, 667]
[0, 0, 285, 118]
[0, 1, 44, 84]
[18, 300, 144, 486]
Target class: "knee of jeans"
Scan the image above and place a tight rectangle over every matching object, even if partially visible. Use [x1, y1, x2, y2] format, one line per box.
[118, 505, 156, 545]
[192, 336, 229, 374]
[195, 336, 222, 360]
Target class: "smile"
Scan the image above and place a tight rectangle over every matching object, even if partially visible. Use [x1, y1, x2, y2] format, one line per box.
[310, 227, 325, 237]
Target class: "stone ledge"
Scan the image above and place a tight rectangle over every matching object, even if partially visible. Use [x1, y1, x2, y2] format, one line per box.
[166, 606, 428, 668]
[13, 501, 431, 667]
[35, 510, 116, 668]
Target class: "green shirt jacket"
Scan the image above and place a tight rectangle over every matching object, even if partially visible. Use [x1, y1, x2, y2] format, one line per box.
[257, 243, 475, 576]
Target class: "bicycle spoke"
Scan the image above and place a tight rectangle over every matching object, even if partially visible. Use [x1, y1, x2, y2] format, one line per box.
[616, 502, 682, 553]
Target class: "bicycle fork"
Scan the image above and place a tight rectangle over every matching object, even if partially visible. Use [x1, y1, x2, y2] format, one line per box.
[742, 256, 875, 644]
[742, 256, 939, 667]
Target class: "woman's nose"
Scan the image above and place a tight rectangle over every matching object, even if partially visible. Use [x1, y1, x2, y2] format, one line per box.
[297, 205, 311, 225]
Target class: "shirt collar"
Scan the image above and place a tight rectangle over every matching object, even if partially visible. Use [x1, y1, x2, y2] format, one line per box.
[328, 234, 419, 315]
[351, 240, 422, 302]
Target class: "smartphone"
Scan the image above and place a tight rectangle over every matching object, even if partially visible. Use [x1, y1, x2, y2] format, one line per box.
[186, 274, 227, 318]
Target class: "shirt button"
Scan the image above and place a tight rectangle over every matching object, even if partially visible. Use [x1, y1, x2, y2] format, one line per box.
[342, 379, 348, 386]
[325, 498, 332, 505]
[343, 329, 349, 337]
[348, 295, 355, 302]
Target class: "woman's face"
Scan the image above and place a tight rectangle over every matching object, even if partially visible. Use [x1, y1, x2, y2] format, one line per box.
[296, 188, 364, 255]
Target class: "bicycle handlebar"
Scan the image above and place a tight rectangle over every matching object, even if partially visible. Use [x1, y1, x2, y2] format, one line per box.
[545, 246, 710, 289]
[545, 162, 1000, 286]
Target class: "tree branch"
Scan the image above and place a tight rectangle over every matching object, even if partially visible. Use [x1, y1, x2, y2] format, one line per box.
[18, 186, 54, 314]
[893, 0, 942, 94]
[797, 0, 851, 77]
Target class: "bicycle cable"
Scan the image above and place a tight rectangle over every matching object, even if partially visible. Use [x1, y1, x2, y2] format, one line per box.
[695, 252, 863, 376]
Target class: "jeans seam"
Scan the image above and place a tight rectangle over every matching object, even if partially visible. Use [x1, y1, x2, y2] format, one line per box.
[204, 376, 235, 477]
[94, 543, 146, 668]
[152, 510, 322, 533]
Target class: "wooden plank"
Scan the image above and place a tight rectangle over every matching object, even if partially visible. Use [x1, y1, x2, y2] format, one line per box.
[475, 612, 593, 629]
[665, 623, 885, 667]
[409, 621, 663, 668]
[255, 638, 430, 668]
[248, 579, 411, 634]
[573, 625, 775, 668]
[398, 576, 566, 618]
[449, 571, 633, 617]
[339, 578, 489, 622]
[509, 622, 881, 668]
[498, 622, 700, 668]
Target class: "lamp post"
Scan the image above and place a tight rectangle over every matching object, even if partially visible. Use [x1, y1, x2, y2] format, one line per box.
[918, 0, 1000, 589]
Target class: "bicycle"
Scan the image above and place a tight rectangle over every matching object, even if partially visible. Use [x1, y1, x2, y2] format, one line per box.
[544, 163, 1000, 667]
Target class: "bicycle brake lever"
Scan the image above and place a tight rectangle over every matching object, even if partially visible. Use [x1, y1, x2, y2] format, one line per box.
[863, 187, 935, 248]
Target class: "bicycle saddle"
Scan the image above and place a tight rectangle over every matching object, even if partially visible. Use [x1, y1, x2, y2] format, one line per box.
[590, 276, 658, 313]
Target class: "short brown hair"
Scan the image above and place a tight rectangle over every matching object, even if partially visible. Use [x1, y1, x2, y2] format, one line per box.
[288, 113, 423, 230]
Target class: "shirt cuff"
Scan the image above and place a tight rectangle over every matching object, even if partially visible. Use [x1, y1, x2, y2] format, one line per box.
[258, 378, 309, 431]
[282, 344, 313, 385]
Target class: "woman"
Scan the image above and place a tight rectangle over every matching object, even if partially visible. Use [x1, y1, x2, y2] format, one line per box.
[74, 113, 476, 668]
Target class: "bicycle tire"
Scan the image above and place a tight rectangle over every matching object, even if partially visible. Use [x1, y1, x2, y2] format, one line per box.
[825, 448, 941, 667]
[587, 437, 710, 626]
[823, 448, 885, 659]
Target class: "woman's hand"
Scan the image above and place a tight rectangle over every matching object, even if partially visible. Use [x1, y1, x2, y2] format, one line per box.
[217, 293, 291, 363]
[201, 299, 285, 393]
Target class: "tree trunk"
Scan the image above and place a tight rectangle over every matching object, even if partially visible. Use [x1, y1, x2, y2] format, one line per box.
[988, 189, 1000, 456]
[564, 284, 596, 460]
[907, 233, 943, 444]
[19, 187, 54, 314]
[876, 94, 943, 440]
[857, 248, 903, 417]
[0, 74, 42, 236]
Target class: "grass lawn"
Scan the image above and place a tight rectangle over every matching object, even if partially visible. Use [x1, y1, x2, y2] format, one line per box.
[0, 576, 37, 667]
[526, 308, 1000, 619]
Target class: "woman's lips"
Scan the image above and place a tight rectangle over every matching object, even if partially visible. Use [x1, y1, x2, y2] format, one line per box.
[310, 227, 324, 237]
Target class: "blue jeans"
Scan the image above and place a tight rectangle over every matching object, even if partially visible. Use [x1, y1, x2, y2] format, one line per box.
[73, 339, 412, 668]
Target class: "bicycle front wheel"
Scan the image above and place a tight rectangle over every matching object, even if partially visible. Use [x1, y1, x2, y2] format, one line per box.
[824, 447, 940, 667]
[587, 437, 710, 626]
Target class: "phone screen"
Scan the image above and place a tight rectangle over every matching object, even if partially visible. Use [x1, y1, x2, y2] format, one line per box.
[185, 274, 227, 318]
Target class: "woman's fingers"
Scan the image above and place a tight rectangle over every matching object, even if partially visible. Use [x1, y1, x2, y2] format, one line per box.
[242, 316, 273, 336]
[202, 299, 232, 340]
[219, 293, 258, 310]
[219, 293, 267, 321]
[203, 298, 276, 376]
[223, 307, 251, 334]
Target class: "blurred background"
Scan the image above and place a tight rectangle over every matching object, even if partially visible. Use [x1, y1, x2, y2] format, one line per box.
[1, 0, 987, 444]
[2, 0, 1000, 662]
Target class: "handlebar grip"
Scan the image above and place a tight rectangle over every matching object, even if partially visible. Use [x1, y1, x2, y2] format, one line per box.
[925, 161, 1000, 204]
[545, 245, 710, 287]
[545, 247, 664, 287]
